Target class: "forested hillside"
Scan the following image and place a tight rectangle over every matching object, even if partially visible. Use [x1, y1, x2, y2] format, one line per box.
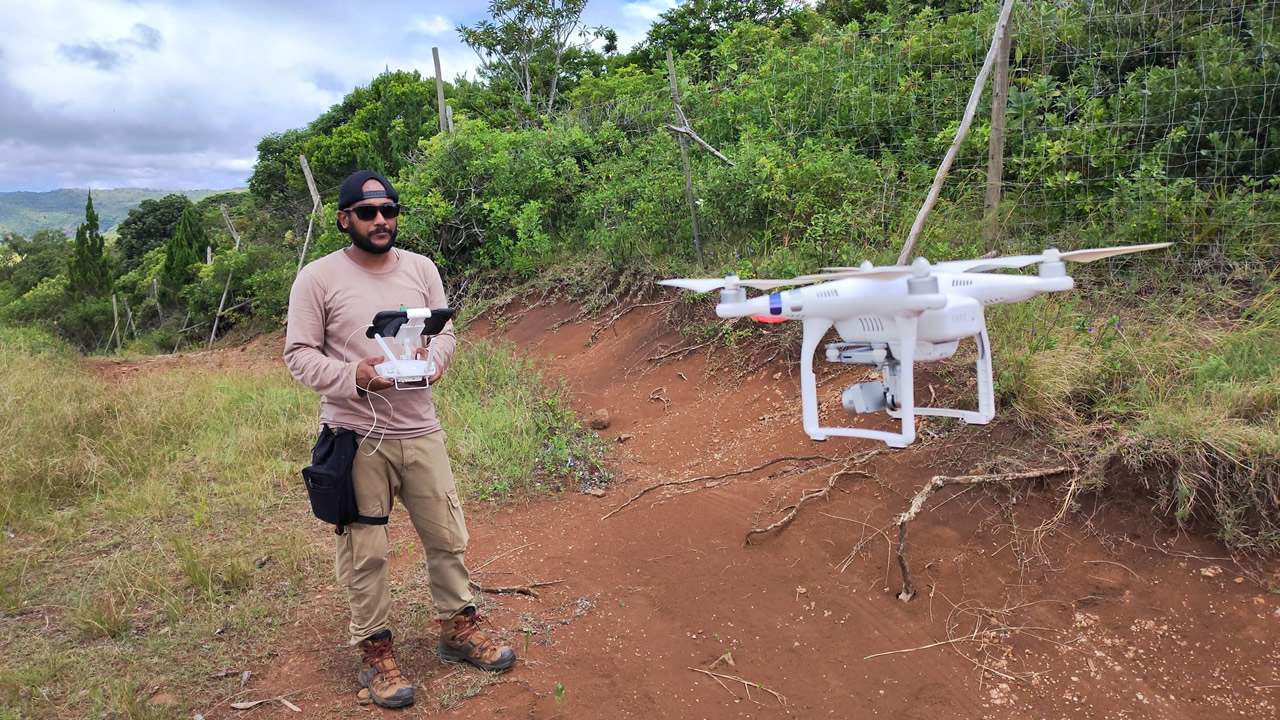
[1, 0, 1276, 545]
[0, 188, 230, 236]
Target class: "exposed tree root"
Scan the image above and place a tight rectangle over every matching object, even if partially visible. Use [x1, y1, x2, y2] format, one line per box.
[744, 449, 885, 544]
[895, 466, 1071, 601]
[601, 455, 845, 521]
[588, 299, 674, 344]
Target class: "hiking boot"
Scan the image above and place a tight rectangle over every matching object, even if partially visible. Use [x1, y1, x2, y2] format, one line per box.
[438, 607, 516, 671]
[357, 629, 415, 708]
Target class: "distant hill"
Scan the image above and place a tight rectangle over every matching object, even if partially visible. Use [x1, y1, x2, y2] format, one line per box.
[0, 188, 242, 237]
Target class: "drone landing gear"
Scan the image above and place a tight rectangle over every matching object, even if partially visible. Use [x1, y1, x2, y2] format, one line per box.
[800, 320, 995, 449]
[885, 328, 995, 427]
[801, 317, 919, 448]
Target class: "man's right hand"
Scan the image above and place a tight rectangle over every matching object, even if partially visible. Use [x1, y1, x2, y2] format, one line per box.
[356, 356, 394, 393]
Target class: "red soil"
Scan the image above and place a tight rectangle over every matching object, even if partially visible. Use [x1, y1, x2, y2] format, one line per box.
[146, 303, 1279, 719]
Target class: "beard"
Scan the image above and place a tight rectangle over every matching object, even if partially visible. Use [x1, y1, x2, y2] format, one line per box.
[349, 225, 397, 254]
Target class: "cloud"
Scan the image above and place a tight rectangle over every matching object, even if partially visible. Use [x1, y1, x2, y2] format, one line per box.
[623, 0, 677, 22]
[58, 23, 163, 71]
[58, 43, 125, 71]
[0, 0, 666, 192]
[416, 15, 454, 36]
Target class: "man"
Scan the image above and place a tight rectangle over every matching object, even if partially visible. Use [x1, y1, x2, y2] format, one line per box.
[284, 170, 515, 709]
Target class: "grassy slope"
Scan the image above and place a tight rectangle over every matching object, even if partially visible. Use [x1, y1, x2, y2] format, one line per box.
[0, 328, 600, 719]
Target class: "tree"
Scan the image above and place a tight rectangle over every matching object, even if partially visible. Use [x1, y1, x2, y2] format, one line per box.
[640, 0, 802, 74]
[458, 0, 610, 120]
[68, 192, 112, 297]
[0, 229, 71, 295]
[116, 193, 191, 273]
[161, 205, 205, 300]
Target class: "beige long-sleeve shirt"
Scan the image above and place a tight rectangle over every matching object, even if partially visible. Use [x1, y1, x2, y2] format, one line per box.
[284, 247, 457, 438]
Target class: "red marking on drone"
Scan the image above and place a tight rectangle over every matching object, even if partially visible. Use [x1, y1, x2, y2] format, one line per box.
[751, 315, 788, 323]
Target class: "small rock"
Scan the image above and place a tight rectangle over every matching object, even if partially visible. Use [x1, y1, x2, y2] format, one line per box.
[356, 688, 372, 705]
[149, 693, 179, 707]
[255, 555, 271, 569]
[1233, 577, 1244, 584]
[587, 408, 611, 430]
[616, 433, 633, 443]
[587, 488, 606, 498]
[1199, 565, 1223, 578]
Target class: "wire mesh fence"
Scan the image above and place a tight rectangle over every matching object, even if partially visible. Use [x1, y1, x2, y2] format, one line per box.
[402, 1, 1279, 278]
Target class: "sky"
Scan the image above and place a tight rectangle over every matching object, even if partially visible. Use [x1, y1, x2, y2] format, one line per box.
[0, 0, 679, 193]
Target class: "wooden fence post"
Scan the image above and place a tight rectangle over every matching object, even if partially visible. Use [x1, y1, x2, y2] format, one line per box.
[983, 12, 1013, 252]
[666, 49, 704, 267]
[897, 0, 1018, 265]
[433, 47, 448, 134]
[297, 155, 322, 273]
[210, 204, 244, 346]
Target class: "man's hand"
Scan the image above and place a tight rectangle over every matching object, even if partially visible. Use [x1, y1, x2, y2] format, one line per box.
[415, 347, 443, 384]
[356, 356, 394, 393]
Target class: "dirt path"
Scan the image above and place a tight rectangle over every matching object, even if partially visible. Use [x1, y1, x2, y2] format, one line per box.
[177, 305, 1279, 719]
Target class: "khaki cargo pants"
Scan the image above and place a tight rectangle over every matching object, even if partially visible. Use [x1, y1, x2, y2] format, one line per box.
[335, 430, 473, 645]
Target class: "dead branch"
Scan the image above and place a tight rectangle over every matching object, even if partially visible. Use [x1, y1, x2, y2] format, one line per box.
[468, 579, 563, 600]
[602, 455, 845, 521]
[745, 450, 884, 544]
[688, 668, 786, 707]
[662, 124, 735, 166]
[895, 466, 1071, 602]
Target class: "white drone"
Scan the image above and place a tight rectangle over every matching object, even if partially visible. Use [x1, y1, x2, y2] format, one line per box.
[365, 307, 454, 389]
[660, 243, 1170, 448]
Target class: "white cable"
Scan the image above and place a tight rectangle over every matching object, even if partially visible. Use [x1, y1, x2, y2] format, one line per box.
[340, 323, 394, 456]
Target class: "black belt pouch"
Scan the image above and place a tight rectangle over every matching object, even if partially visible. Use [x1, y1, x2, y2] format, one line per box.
[301, 425, 359, 527]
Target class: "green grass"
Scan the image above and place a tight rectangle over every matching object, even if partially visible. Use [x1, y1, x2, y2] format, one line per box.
[0, 327, 605, 718]
[435, 336, 609, 500]
[986, 282, 1280, 549]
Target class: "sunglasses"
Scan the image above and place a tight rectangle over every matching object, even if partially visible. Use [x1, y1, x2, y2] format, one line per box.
[343, 203, 402, 221]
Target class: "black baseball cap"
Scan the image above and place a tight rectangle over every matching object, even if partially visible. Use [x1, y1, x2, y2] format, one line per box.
[336, 170, 399, 232]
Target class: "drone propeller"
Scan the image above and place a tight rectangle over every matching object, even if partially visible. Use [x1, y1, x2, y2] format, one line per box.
[658, 274, 807, 293]
[932, 242, 1172, 274]
[820, 243, 1172, 276]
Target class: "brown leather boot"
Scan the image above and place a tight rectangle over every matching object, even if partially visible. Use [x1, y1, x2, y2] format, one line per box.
[438, 607, 516, 671]
[357, 629, 415, 708]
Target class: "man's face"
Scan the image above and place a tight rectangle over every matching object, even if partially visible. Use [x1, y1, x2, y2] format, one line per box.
[339, 179, 398, 254]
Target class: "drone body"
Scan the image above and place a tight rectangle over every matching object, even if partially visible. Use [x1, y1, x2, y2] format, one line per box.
[661, 244, 1169, 448]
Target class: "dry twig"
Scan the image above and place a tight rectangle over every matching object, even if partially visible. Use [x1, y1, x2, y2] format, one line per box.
[473, 542, 534, 572]
[468, 579, 564, 599]
[688, 668, 786, 707]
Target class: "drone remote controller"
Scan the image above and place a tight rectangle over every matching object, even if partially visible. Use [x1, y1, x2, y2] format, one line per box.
[365, 307, 455, 390]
